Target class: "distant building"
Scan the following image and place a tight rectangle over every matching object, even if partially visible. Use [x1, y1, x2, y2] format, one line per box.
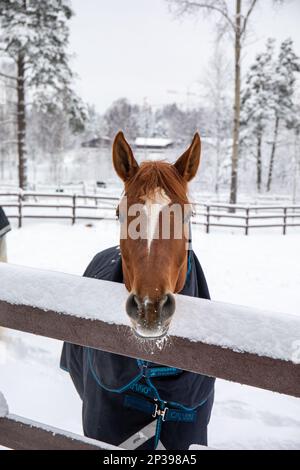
[81, 136, 111, 148]
[134, 137, 174, 150]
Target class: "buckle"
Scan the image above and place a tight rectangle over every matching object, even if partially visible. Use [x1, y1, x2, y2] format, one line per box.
[141, 363, 148, 377]
[152, 400, 169, 422]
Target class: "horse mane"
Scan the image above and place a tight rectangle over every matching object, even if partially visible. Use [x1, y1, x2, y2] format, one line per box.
[125, 161, 190, 205]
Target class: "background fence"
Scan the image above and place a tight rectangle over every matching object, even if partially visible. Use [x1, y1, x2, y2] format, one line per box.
[1, 191, 300, 234]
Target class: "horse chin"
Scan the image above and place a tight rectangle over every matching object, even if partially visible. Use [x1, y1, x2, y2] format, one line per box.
[133, 327, 169, 341]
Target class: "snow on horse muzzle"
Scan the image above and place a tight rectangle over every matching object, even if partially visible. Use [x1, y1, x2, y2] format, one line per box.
[126, 292, 176, 339]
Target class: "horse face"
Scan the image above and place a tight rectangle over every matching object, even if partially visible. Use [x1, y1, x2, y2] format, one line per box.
[113, 131, 201, 339]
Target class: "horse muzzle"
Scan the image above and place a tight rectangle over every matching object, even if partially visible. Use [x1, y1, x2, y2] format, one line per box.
[126, 292, 175, 339]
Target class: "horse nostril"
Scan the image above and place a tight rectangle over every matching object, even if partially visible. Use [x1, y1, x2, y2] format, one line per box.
[160, 293, 175, 320]
[126, 293, 141, 319]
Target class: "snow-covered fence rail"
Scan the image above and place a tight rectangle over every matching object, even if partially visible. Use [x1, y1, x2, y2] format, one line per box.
[0, 191, 119, 228]
[1, 191, 300, 234]
[0, 414, 120, 450]
[0, 263, 300, 400]
[193, 202, 300, 235]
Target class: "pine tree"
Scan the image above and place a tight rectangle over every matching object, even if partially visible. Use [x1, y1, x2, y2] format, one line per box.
[241, 39, 275, 192]
[267, 38, 300, 192]
[0, 0, 86, 189]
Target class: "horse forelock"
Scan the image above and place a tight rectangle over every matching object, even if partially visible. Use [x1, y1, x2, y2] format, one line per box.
[125, 160, 190, 206]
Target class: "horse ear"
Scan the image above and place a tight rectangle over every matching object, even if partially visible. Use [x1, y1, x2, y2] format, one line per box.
[112, 131, 139, 182]
[173, 132, 201, 182]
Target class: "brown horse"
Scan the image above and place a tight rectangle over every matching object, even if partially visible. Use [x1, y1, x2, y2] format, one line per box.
[112, 131, 201, 339]
[61, 132, 215, 449]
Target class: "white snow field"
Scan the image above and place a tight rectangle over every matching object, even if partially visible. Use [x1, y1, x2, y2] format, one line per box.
[1, 221, 300, 449]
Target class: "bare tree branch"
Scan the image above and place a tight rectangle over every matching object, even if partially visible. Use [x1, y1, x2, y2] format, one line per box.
[241, 0, 258, 36]
[0, 70, 17, 81]
[167, 0, 236, 31]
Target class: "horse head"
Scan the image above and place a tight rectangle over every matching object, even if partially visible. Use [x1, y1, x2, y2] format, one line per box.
[113, 131, 201, 339]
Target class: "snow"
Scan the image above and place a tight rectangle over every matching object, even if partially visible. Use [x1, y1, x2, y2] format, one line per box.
[0, 391, 9, 418]
[1, 261, 300, 363]
[174, 296, 300, 363]
[0, 263, 130, 327]
[1, 222, 300, 449]
[189, 444, 211, 451]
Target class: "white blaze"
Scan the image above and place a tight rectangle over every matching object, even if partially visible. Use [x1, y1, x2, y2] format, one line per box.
[144, 189, 170, 252]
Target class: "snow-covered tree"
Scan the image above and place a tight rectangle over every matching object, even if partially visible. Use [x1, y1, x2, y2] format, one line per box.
[204, 43, 232, 193]
[154, 103, 206, 142]
[166, 0, 286, 205]
[81, 105, 106, 141]
[0, 0, 86, 189]
[103, 98, 139, 141]
[267, 38, 300, 192]
[291, 100, 300, 203]
[27, 105, 76, 186]
[0, 62, 17, 181]
[241, 38, 275, 191]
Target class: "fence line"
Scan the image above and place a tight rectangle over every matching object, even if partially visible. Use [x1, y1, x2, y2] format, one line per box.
[1, 191, 300, 234]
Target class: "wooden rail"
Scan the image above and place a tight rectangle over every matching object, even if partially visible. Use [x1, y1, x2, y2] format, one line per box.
[0, 299, 299, 398]
[0, 263, 299, 398]
[1, 191, 300, 234]
[0, 415, 121, 450]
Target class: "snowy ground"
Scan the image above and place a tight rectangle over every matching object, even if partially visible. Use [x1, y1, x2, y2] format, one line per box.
[1, 221, 300, 449]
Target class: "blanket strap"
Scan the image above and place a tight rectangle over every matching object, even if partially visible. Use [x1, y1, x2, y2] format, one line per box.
[124, 395, 197, 423]
[134, 359, 208, 449]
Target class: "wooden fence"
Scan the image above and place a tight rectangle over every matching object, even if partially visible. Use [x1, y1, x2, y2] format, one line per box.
[0, 263, 299, 449]
[0, 415, 121, 450]
[1, 191, 300, 234]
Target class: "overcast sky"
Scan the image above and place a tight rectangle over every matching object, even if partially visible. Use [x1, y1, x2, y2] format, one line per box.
[69, 0, 300, 113]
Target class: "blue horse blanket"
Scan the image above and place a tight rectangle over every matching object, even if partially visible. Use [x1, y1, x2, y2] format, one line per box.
[60, 246, 215, 450]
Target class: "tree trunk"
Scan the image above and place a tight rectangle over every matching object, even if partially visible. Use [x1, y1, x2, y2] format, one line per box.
[214, 110, 221, 194]
[267, 115, 279, 192]
[17, 52, 27, 190]
[292, 132, 300, 204]
[256, 133, 262, 192]
[215, 142, 220, 194]
[229, 0, 241, 207]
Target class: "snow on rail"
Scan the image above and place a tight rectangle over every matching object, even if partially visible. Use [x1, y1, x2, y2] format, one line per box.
[0, 263, 300, 364]
[5, 414, 121, 450]
[0, 391, 9, 418]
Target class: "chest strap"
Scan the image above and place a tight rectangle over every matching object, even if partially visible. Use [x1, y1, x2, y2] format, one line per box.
[137, 359, 182, 378]
[124, 395, 197, 423]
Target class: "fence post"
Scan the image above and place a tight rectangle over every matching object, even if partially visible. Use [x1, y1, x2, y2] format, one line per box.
[72, 195, 77, 225]
[206, 205, 210, 234]
[283, 207, 287, 235]
[245, 207, 249, 236]
[18, 193, 22, 228]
